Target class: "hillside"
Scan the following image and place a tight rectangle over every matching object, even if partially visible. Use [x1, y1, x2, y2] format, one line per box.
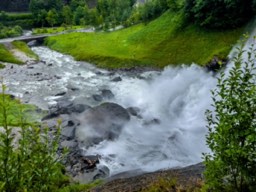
[46, 10, 244, 69]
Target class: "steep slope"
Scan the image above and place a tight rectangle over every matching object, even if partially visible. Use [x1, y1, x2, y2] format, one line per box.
[46, 10, 245, 69]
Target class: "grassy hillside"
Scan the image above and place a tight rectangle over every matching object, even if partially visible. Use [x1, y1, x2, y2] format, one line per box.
[46, 10, 244, 69]
[0, 41, 38, 64]
[12, 41, 39, 60]
[0, 44, 23, 64]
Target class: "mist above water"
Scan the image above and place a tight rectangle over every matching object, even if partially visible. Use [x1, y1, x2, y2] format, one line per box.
[84, 65, 217, 174]
[0, 47, 217, 175]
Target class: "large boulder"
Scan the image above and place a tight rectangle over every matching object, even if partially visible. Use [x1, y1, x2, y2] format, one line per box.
[76, 102, 130, 147]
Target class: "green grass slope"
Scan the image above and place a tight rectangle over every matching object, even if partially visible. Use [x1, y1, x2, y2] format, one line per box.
[46, 10, 244, 69]
[0, 44, 23, 64]
[12, 41, 39, 60]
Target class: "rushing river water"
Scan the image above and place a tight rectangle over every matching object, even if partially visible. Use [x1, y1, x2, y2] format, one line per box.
[0, 46, 217, 175]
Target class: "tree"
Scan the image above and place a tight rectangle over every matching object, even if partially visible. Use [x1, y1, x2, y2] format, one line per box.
[62, 5, 73, 25]
[204, 43, 256, 191]
[46, 9, 58, 27]
[29, 0, 63, 26]
[73, 5, 89, 25]
[185, 0, 256, 29]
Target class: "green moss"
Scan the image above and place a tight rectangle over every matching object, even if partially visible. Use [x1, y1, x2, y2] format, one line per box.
[46, 10, 244, 69]
[0, 44, 23, 64]
[12, 41, 39, 60]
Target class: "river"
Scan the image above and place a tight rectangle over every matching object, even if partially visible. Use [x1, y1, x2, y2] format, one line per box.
[0, 46, 219, 175]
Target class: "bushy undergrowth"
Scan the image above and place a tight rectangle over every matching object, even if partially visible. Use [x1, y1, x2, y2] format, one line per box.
[0, 12, 33, 29]
[32, 25, 83, 35]
[0, 24, 23, 39]
[204, 43, 256, 191]
[0, 84, 100, 191]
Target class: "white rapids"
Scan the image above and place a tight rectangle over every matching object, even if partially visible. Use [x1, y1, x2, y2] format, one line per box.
[0, 46, 217, 175]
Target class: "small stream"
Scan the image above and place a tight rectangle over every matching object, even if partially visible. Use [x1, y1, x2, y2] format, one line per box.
[0, 46, 217, 175]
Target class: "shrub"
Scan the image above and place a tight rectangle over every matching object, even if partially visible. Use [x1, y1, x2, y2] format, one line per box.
[0, 84, 68, 192]
[204, 42, 256, 191]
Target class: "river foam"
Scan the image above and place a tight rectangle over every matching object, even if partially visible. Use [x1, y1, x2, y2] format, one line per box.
[0, 47, 217, 175]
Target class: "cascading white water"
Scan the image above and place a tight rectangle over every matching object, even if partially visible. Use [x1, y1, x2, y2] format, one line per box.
[0, 46, 218, 175]
[84, 65, 217, 174]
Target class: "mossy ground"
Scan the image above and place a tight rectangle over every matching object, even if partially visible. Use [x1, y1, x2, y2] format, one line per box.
[46, 10, 244, 69]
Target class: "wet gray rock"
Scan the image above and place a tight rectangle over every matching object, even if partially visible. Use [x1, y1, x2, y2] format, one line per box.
[143, 118, 161, 126]
[61, 126, 76, 139]
[55, 91, 66, 96]
[206, 56, 227, 72]
[70, 104, 91, 114]
[27, 40, 38, 47]
[92, 94, 103, 102]
[127, 107, 141, 118]
[61, 140, 78, 148]
[101, 89, 114, 100]
[76, 102, 130, 147]
[42, 98, 91, 120]
[111, 76, 122, 82]
[74, 164, 110, 184]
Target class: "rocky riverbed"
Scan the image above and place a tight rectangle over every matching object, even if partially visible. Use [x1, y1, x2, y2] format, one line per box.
[0, 46, 216, 186]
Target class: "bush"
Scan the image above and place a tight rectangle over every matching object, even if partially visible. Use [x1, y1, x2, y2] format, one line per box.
[0, 25, 23, 39]
[0, 84, 69, 191]
[204, 42, 256, 191]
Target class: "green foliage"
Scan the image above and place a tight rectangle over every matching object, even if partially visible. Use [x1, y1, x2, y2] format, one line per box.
[185, 0, 256, 29]
[0, 84, 66, 191]
[62, 5, 73, 25]
[0, 24, 23, 39]
[0, 83, 102, 191]
[46, 10, 243, 69]
[12, 41, 39, 60]
[46, 9, 59, 27]
[32, 26, 83, 35]
[134, 0, 169, 23]
[0, 12, 33, 29]
[29, 0, 63, 27]
[96, 0, 136, 29]
[204, 43, 256, 191]
[0, 44, 23, 64]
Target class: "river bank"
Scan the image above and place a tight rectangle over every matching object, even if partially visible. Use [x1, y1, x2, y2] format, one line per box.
[91, 163, 204, 192]
[45, 10, 244, 69]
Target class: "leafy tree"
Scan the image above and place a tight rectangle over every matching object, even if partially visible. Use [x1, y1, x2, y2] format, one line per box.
[70, 0, 86, 11]
[73, 5, 90, 25]
[29, 0, 63, 26]
[185, 0, 256, 29]
[204, 43, 256, 191]
[62, 5, 73, 25]
[46, 9, 59, 27]
[96, 0, 136, 29]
